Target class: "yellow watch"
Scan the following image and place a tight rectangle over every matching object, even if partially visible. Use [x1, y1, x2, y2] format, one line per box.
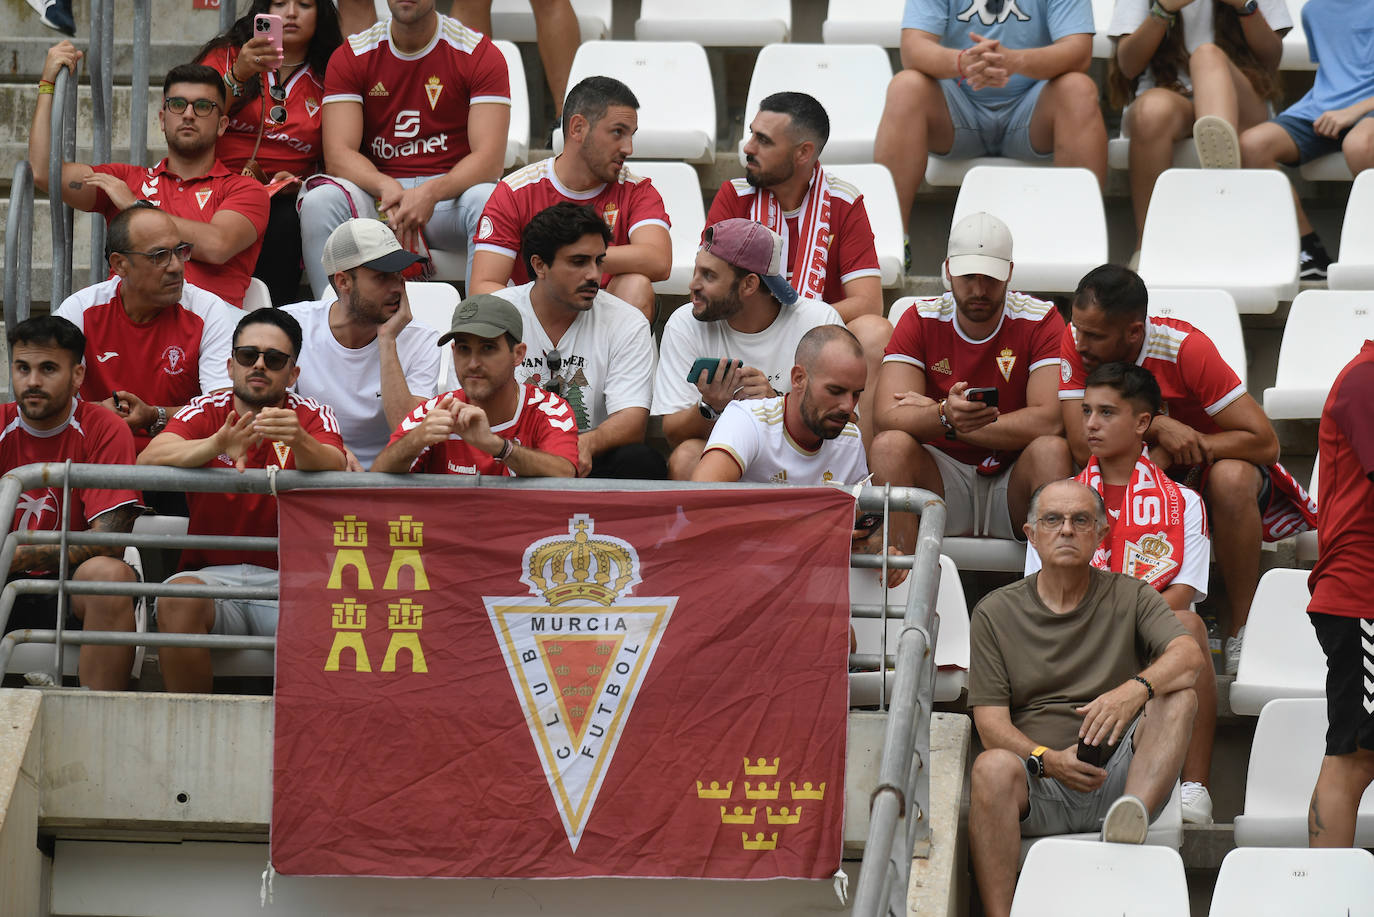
[1026, 745, 1049, 779]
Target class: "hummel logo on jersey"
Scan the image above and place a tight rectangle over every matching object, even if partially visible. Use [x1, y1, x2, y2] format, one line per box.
[931, 358, 952, 375]
[96, 352, 118, 363]
[368, 82, 389, 97]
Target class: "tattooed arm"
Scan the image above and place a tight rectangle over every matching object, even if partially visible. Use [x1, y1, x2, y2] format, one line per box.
[9, 504, 139, 575]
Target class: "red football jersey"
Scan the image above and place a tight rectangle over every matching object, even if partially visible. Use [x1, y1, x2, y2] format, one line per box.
[474, 157, 671, 286]
[200, 46, 326, 177]
[1059, 316, 1247, 439]
[388, 384, 578, 476]
[91, 160, 270, 308]
[164, 391, 345, 570]
[0, 401, 140, 575]
[323, 14, 510, 179]
[705, 173, 881, 306]
[1309, 340, 1374, 619]
[54, 278, 237, 452]
[883, 291, 1064, 465]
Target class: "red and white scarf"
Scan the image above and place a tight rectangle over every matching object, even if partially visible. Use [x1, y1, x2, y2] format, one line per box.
[1079, 447, 1192, 591]
[748, 162, 832, 300]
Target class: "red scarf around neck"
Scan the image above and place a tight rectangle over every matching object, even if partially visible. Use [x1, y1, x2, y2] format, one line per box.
[1079, 447, 1190, 591]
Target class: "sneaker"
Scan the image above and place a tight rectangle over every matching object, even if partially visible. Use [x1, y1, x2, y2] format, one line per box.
[1224, 624, 1246, 676]
[26, 0, 75, 36]
[1101, 794, 1149, 844]
[1300, 244, 1331, 282]
[1193, 115, 1241, 169]
[1181, 781, 1214, 826]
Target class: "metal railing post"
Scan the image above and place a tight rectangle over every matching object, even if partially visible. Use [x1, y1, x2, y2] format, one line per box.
[49, 66, 77, 307]
[4, 161, 36, 342]
[88, 0, 115, 286]
[130, 0, 152, 169]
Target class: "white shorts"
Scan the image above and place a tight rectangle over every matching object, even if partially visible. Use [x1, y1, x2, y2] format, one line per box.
[163, 564, 280, 637]
[928, 446, 1020, 540]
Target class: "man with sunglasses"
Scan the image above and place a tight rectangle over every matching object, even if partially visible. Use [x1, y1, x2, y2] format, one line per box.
[55, 205, 238, 454]
[139, 309, 346, 693]
[494, 203, 661, 480]
[372, 294, 577, 477]
[29, 47, 270, 308]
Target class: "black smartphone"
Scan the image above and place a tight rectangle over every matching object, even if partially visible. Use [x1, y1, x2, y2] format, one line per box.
[854, 513, 883, 537]
[965, 386, 1000, 407]
[1076, 738, 1111, 768]
[686, 357, 738, 385]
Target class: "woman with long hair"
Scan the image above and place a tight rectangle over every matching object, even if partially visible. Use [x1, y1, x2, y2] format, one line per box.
[196, 0, 343, 305]
[1108, 0, 1290, 259]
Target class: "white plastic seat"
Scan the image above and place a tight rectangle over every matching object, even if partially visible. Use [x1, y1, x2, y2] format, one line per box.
[1299, 152, 1354, 182]
[1146, 288, 1247, 385]
[635, 0, 790, 45]
[849, 554, 969, 705]
[1107, 100, 1202, 172]
[951, 166, 1108, 293]
[821, 0, 903, 46]
[821, 163, 905, 288]
[1091, 0, 1116, 59]
[1013, 837, 1189, 916]
[1263, 290, 1374, 419]
[1228, 569, 1325, 715]
[888, 296, 915, 329]
[1019, 783, 1185, 864]
[625, 161, 704, 295]
[405, 281, 460, 391]
[925, 155, 1051, 188]
[552, 41, 716, 163]
[1234, 698, 1374, 846]
[1296, 463, 1318, 564]
[1137, 169, 1299, 315]
[1209, 847, 1374, 916]
[490, 0, 611, 42]
[243, 277, 272, 311]
[1279, 0, 1315, 71]
[1328, 171, 1374, 290]
[494, 40, 530, 169]
[740, 44, 893, 164]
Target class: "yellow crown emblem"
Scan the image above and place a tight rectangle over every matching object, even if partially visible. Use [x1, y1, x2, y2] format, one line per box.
[427, 75, 441, 86]
[744, 781, 780, 799]
[1139, 535, 1170, 558]
[743, 756, 779, 775]
[766, 806, 801, 825]
[720, 805, 756, 824]
[790, 781, 826, 800]
[695, 780, 732, 799]
[524, 515, 638, 606]
[741, 831, 778, 851]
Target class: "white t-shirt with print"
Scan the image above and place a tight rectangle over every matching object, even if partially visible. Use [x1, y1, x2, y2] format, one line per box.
[704, 395, 868, 485]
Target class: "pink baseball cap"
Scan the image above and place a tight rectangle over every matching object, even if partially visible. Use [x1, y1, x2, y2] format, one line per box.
[701, 219, 799, 306]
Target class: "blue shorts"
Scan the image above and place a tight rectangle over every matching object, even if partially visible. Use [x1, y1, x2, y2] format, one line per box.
[1272, 110, 1374, 165]
[935, 79, 1051, 162]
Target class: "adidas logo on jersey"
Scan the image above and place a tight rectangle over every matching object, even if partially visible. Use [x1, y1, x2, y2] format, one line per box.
[369, 82, 389, 97]
[931, 358, 952, 375]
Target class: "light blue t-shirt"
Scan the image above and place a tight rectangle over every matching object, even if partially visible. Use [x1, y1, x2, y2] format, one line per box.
[902, 0, 1095, 109]
[1283, 0, 1374, 123]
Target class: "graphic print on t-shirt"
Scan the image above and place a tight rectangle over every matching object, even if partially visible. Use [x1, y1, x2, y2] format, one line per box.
[957, 0, 1031, 26]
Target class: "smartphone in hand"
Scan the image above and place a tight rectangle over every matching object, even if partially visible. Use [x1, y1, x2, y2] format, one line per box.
[254, 13, 284, 55]
[965, 386, 1000, 408]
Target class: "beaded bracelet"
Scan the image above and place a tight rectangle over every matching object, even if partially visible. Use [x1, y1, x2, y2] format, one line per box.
[1132, 674, 1155, 701]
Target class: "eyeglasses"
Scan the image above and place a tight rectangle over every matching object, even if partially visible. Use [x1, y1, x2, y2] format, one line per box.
[542, 348, 563, 396]
[233, 346, 292, 371]
[1034, 512, 1098, 532]
[164, 96, 220, 117]
[267, 83, 287, 125]
[114, 241, 192, 268]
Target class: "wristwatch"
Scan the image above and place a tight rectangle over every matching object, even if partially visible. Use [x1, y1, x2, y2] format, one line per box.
[1238, 0, 1259, 14]
[1025, 745, 1048, 779]
[147, 405, 168, 436]
[697, 399, 720, 421]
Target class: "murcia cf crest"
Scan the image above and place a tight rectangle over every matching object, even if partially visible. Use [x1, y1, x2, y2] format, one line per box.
[485, 514, 676, 851]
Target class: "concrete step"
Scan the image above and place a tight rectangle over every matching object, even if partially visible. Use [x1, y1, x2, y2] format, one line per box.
[0, 196, 101, 306]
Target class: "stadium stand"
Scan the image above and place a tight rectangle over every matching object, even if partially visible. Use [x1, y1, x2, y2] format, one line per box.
[1327, 171, 1374, 290]
[495, 39, 531, 170]
[1012, 838, 1190, 917]
[1146, 289, 1248, 386]
[243, 278, 272, 313]
[1227, 569, 1325, 716]
[1209, 847, 1374, 916]
[489, 0, 612, 42]
[624, 160, 705, 296]
[1233, 698, 1374, 847]
[634, 0, 791, 45]
[821, 0, 903, 47]
[1263, 290, 1374, 420]
[820, 163, 905, 288]
[403, 281, 461, 392]
[1018, 784, 1185, 864]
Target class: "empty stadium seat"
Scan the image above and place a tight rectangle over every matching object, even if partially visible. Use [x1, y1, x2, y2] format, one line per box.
[951, 166, 1108, 293]
[888, 296, 915, 328]
[490, 0, 611, 42]
[1209, 846, 1374, 916]
[553, 42, 716, 163]
[1263, 290, 1374, 419]
[1279, 0, 1315, 71]
[821, 163, 905, 287]
[821, 0, 903, 46]
[1328, 171, 1374, 290]
[1232, 698, 1374, 847]
[243, 278, 272, 311]
[1228, 569, 1325, 716]
[741, 44, 893, 164]
[625, 161, 704, 296]
[1013, 838, 1189, 917]
[1299, 153, 1354, 182]
[1137, 169, 1299, 314]
[635, 0, 790, 45]
[494, 40, 530, 169]
[849, 554, 969, 705]
[405, 282, 461, 391]
[1146, 288, 1248, 386]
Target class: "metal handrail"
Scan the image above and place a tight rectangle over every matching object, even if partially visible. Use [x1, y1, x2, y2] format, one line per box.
[87, 0, 115, 286]
[3, 160, 36, 336]
[131, 0, 152, 169]
[49, 65, 77, 307]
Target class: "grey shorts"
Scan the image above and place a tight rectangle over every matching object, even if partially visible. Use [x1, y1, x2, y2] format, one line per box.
[158, 564, 280, 637]
[1021, 718, 1145, 837]
[935, 79, 1051, 162]
[928, 446, 1020, 540]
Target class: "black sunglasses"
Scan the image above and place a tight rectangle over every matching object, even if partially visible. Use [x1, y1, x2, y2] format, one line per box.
[267, 83, 287, 124]
[164, 96, 220, 117]
[233, 346, 292, 371]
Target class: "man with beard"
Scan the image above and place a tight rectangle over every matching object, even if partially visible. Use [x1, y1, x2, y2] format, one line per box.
[869, 212, 1072, 550]
[282, 219, 442, 470]
[652, 219, 842, 480]
[372, 294, 578, 477]
[0, 316, 142, 690]
[29, 47, 270, 308]
[493, 203, 662, 479]
[140, 309, 345, 693]
[693, 325, 868, 486]
[472, 76, 671, 320]
[54, 206, 238, 454]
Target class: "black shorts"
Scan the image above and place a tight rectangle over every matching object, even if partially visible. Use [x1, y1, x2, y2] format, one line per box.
[1309, 611, 1374, 756]
[3, 591, 79, 633]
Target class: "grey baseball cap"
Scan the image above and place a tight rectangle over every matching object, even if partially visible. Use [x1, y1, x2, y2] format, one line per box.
[436, 294, 524, 345]
[321, 218, 426, 275]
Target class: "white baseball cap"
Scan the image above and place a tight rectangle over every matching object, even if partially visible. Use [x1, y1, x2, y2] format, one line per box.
[946, 212, 1013, 282]
[321, 218, 425, 275]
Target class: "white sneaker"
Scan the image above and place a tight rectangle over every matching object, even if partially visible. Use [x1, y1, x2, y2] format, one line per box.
[1224, 625, 1246, 676]
[1181, 781, 1214, 826]
[1193, 114, 1241, 169]
[1101, 794, 1149, 844]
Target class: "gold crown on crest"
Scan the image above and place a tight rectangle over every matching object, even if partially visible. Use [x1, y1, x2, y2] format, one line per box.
[1138, 535, 1170, 559]
[523, 515, 640, 606]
